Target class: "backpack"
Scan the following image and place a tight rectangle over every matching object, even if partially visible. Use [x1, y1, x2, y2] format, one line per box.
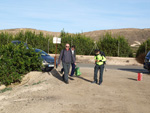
[100, 51, 105, 57]
[100, 51, 106, 64]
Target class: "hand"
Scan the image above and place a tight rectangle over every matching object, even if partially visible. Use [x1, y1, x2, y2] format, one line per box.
[74, 63, 76, 65]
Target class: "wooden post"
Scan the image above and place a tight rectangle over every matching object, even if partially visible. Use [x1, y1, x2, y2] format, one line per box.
[54, 44, 57, 68]
[53, 37, 61, 68]
[54, 39, 58, 68]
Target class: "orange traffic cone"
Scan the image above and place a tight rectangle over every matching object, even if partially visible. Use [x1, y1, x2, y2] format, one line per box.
[137, 73, 142, 81]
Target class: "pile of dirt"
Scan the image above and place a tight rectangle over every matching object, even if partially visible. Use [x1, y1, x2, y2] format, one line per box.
[20, 71, 51, 86]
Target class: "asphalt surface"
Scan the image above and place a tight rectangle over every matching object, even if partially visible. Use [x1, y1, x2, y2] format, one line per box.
[77, 63, 149, 74]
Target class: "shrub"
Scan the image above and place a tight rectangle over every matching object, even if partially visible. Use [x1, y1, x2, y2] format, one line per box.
[97, 33, 133, 57]
[0, 43, 42, 86]
[136, 39, 150, 57]
[136, 39, 150, 64]
[136, 53, 146, 64]
[58, 31, 95, 55]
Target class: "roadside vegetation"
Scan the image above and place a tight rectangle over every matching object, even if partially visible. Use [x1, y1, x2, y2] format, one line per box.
[0, 87, 12, 93]
[0, 30, 133, 56]
[136, 39, 150, 63]
[97, 33, 133, 57]
[1, 29, 147, 86]
[0, 43, 42, 86]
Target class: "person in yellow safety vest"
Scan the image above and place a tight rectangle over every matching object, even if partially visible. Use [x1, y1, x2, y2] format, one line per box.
[92, 49, 106, 85]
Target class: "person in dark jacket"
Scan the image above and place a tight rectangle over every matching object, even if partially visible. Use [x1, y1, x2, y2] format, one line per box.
[58, 43, 76, 84]
[70, 45, 76, 76]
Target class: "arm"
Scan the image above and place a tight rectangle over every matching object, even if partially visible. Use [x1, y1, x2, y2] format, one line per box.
[102, 56, 106, 62]
[74, 50, 76, 61]
[58, 50, 63, 64]
[94, 56, 97, 64]
[72, 53, 76, 64]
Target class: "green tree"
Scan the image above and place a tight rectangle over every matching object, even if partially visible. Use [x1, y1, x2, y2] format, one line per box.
[97, 33, 133, 57]
[0, 43, 42, 86]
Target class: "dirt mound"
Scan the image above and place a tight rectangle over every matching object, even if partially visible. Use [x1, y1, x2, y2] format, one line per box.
[21, 71, 52, 86]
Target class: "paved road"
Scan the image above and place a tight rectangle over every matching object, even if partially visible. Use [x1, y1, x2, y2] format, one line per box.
[77, 63, 149, 74]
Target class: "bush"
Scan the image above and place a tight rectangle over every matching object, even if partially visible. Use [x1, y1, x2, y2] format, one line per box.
[58, 30, 95, 55]
[136, 39, 150, 64]
[136, 53, 146, 64]
[0, 30, 132, 56]
[0, 43, 42, 86]
[136, 39, 150, 57]
[97, 33, 133, 57]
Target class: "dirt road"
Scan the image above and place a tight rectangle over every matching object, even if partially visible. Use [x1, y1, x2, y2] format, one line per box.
[0, 66, 150, 113]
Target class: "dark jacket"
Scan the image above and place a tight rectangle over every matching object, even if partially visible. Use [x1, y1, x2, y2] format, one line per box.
[58, 49, 75, 64]
[71, 50, 76, 62]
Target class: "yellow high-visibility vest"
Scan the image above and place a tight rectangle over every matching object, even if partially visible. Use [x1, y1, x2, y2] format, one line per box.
[94, 54, 106, 65]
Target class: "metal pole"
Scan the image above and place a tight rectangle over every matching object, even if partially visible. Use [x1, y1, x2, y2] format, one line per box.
[118, 40, 119, 56]
[26, 38, 28, 44]
[145, 42, 147, 54]
[48, 39, 49, 54]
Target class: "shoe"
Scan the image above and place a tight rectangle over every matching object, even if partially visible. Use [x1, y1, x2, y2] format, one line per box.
[65, 81, 69, 84]
[70, 74, 74, 77]
[62, 75, 64, 80]
[60, 71, 63, 74]
[91, 81, 97, 84]
[98, 82, 102, 85]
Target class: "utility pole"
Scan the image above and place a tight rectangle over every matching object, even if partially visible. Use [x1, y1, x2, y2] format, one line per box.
[53, 37, 61, 68]
[118, 40, 119, 57]
[26, 38, 28, 44]
[54, 37, 58, 68]
[145, 41, 147, 54]
[48, 39, 50, 54]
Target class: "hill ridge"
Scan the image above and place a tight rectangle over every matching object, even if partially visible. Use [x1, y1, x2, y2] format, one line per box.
[1, 28, 150, 45]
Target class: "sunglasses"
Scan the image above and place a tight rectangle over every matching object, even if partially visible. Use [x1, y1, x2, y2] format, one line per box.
[66, 46, 69, 47]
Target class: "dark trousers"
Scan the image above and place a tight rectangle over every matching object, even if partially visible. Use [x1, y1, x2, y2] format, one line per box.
[94, 64, 104, 83]
[70, 63, 75, 76]
[61, 63, 75, 76]
[62, 62, 71, 82]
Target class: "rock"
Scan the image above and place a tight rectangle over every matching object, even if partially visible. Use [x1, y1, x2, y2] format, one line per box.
[0, 85, 6, 90]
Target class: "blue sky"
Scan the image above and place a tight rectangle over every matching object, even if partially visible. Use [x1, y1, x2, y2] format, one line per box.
[0, 0, 150, 33]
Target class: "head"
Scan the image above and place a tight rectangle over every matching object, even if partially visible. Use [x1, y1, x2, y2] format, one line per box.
[95, 49, 100, 55]
[71, 45, 75, 50]
[65, 43, 70, 50]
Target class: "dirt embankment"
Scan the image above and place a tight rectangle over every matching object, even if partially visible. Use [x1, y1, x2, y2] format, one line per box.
[0, 66, 150, 113]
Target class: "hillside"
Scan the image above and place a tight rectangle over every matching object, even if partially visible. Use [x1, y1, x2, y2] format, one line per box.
[0, 28, 61, 37]
[1, 28, 150, 46]
[83, 28, 150, 46]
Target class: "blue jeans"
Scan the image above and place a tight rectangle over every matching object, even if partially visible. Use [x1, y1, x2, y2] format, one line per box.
[62, 62, 71, 82]
[61, 63, 75, 76]
[70, 63, 75, 76]
[94, 64, 104, 84]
